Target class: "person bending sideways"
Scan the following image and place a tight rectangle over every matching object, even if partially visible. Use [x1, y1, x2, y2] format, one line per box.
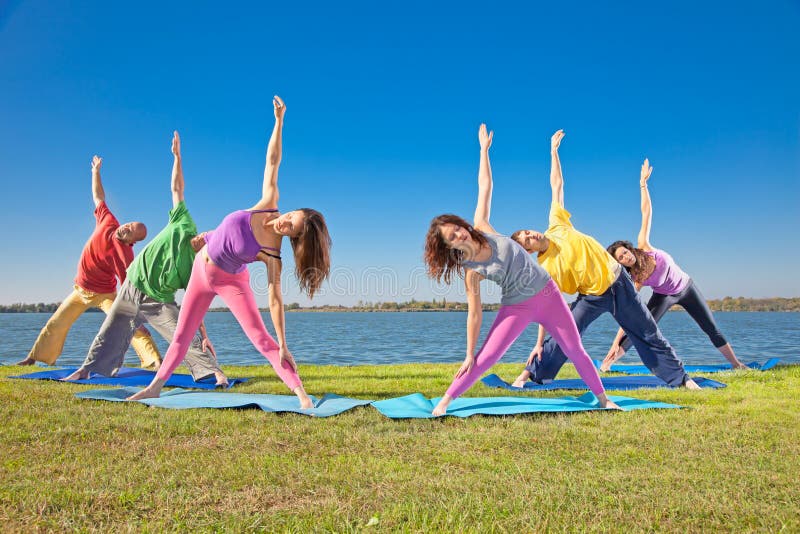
[64, 132, 228, 385]
[128, 96, 331, 407]
[424, 124, 619, 416]
[602, 158, 746, 371]
[510, 130, 699, 390]
[17, 156, 160, 369]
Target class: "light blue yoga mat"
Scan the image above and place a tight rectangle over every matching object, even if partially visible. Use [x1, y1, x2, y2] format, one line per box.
[481, 373, 727, 391]
[75, 387, 373, 417]
[371, 392, 681, 419]
[10, 366, 249, 390]
[593, 358, 781, 375]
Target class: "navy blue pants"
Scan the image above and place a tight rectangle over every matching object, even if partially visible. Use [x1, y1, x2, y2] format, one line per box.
[620, 279, 727, 351]
[526, 269, 689, 386]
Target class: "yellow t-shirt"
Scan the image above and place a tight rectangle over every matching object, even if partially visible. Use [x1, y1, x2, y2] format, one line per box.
[537, 202, 619, 296]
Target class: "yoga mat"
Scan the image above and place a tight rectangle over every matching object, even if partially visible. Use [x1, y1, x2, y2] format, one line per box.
[10, 366, 249, 390]
[481, 373, 727, 391]
[371, 392, 681, 419]
[593, 358, 781, 375]
[76, 388, 373, 417]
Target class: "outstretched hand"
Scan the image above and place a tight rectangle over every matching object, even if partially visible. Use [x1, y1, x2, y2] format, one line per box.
[279, 345, 297, 372]
[551, 130, 565, 151]
[455, 354, 476, 379]
[172, 131, 181, 157]
[640, 158, 653, 185]
[91, 155, 103, 173]
[478, 123, 493, 150]
[273, 95, 286, 120]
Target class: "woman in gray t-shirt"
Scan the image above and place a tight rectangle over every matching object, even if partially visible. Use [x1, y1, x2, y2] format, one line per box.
[423, 124, 616, 416]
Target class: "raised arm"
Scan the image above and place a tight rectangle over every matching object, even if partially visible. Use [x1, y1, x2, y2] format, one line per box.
[91, 155, 105, 207]
[251, 95, 286, 211]
[473, 123, 497, 234]
[637, 158, 654, 250]
[550, 130, 565, 207]
[171, 131, 184, 207]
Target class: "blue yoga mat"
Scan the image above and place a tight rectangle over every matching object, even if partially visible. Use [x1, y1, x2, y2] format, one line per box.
[10, 366, 249, 390]
[371, 392, 681, 419]
[593, 358, 781, 375]
[76, 387, 373, 417]
[481, 373, 727, 391]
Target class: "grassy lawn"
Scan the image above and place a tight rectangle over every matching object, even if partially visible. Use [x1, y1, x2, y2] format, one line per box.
[1, 362, 798, 532]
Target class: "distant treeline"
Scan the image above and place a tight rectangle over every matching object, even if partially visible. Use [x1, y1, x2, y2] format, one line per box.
[4, 297, 799, 313]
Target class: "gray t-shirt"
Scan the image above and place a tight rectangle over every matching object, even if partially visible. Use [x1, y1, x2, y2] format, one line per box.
[462, 233, 551, 305]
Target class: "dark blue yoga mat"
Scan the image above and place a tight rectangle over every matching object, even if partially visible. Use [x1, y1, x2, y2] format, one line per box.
[371, 392, 681, 419]
[76, 388, 372, 417]
[481, 373, 727, 391]
[593, 358, 781, 375]
[10, 366, 249, 390]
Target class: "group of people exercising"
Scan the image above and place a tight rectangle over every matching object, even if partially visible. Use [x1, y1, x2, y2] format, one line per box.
[17, 96, 745, 414]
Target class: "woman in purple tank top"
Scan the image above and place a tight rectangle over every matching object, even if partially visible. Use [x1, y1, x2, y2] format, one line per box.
[602, 159, 746, 371]
[129, 96, 332, 406]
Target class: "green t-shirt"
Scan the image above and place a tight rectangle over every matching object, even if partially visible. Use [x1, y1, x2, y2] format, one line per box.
[127, 201, 198, 303]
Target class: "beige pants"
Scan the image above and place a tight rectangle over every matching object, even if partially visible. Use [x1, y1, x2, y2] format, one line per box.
[27, 285, 161, 368]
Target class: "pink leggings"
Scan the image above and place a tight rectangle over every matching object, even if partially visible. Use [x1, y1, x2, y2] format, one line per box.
[156, 250, 302, 391]
[446, 279, 604, 398]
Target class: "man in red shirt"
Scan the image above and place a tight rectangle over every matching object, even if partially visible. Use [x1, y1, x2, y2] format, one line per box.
[17, 156, 161, 368]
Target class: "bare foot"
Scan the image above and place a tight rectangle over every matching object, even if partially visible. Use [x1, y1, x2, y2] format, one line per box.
[733, 362, 749, 370]
[511, 370, 531, 388]
[596, 393, 622, 410]
[298, 395, 313, 410]
[683, 378, 702, 390]
[15, 357, 36, 366]
[127, 385, 163, 401]
[214, 371, 229, 388]
[432, 395, 452, 416]
[62, 368, 89, 381]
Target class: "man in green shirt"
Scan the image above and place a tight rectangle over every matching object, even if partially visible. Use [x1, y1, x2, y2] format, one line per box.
[64, 132, 227, 385]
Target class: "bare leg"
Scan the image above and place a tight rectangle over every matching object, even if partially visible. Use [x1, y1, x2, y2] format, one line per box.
[127, 377, 167, 400]
[214, 371, 229, 388]
[512, 369, 531, 388]
[294, 385, 313, 409]
[433, 394, 453, 416]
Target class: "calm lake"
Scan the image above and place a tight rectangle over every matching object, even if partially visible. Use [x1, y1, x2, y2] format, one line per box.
[1, 311, 797, 369]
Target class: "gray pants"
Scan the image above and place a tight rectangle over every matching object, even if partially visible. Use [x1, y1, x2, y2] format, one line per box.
[80, 279, 222, 380]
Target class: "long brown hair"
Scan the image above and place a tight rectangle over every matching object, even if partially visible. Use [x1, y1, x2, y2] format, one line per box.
[424, 214, 488, 285]
[607, 240, 655, 284]
[290, 208, 331, 298]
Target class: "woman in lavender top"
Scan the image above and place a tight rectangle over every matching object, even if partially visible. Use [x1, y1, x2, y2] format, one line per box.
[129, 96, 332, 404]
[603, 159, 746, 371]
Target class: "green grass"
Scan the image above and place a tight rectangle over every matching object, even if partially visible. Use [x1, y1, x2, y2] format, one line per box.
[1, 362, 798, 532]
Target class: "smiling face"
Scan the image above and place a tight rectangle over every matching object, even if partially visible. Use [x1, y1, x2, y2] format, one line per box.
[270, 211, 306, 238]
[116, 222, 147, 244]
[613, 246, 636, 268]
[512, 229, 548, 253]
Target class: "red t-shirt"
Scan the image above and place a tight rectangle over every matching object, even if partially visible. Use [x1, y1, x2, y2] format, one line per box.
[74, 202, 134, 294]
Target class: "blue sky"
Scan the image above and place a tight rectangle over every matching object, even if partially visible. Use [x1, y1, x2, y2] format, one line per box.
[0, 0, 798, 306]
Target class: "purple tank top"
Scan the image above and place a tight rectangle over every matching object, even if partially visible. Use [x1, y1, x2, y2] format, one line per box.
[641, 248, 690, 295]
[205, 210, 280, 274]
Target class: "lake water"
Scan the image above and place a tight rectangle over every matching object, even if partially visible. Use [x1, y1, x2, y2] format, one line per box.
[0, 311, 797, 368]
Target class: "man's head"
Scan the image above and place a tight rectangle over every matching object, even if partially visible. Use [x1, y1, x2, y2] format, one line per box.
[116, 222, 147, 244]
[510, 229, 549, 253]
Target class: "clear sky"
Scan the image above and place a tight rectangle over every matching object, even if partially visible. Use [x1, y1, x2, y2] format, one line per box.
[1, 0, 798, 306]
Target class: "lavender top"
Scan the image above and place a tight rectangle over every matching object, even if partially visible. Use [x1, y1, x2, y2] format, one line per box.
[205, 209, 280, 274]
[641, 247, 691, 295]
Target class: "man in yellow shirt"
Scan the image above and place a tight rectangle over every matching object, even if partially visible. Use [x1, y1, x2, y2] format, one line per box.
[510, 130, 699, 389]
